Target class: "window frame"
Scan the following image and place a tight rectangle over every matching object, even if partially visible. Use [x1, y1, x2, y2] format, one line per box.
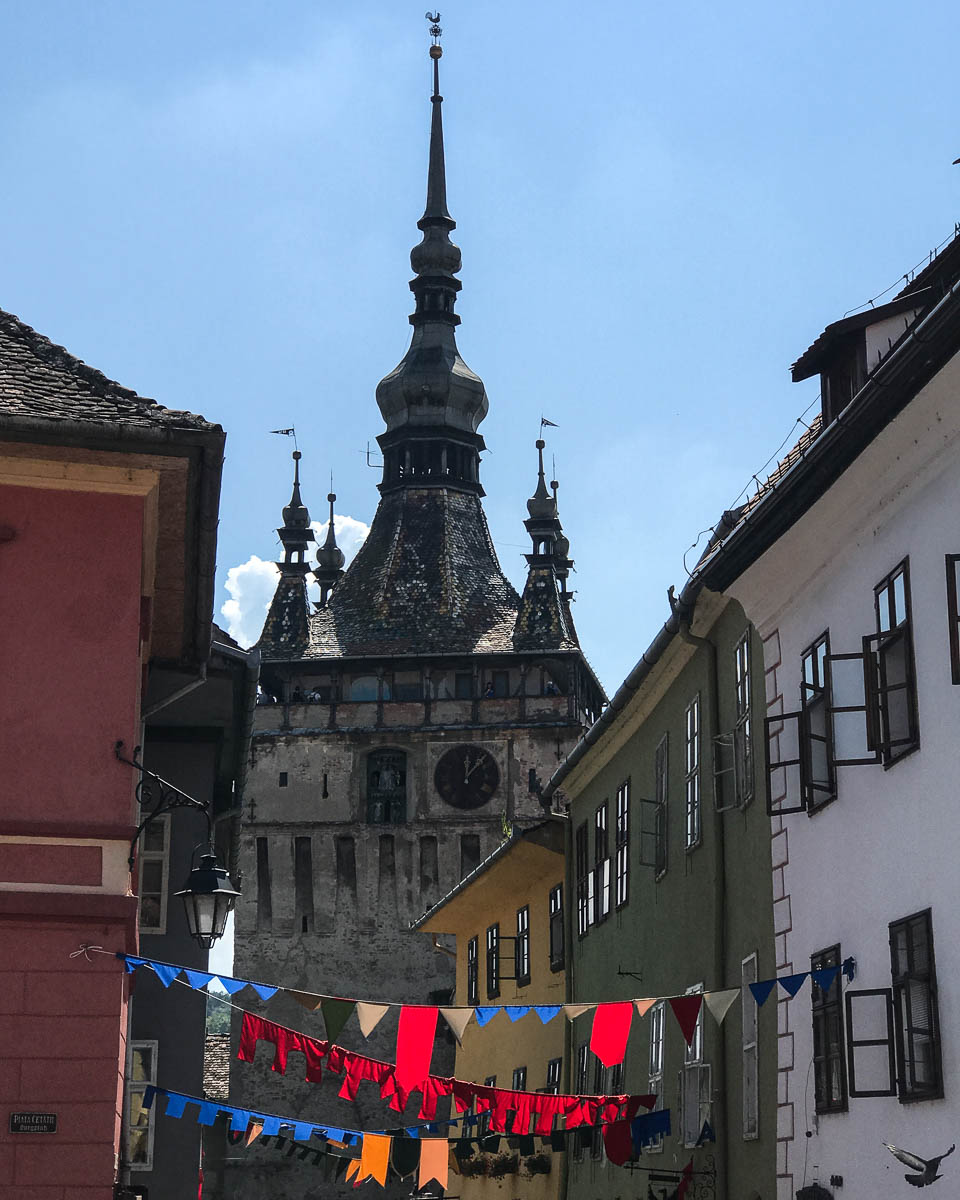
[684, 695, 701, 849]
[946, 554, 960, 685]
[734, 630, 755, 806]
[615, 779, 630, 907]
[889, 907, 942, 1102]
[741, 955, 759, 1139]
[654, 734, 668, 878]
[800, 631, 837, 811]
[810, 944, 847, 1114]
[127, 1039, 158, 1171]
[485, 923, 500, 1000]
[466, 935, 479, 1006]
[545, 1057, 562, 1094]
[515, 905, 531, 987]
[594, 801, 611, 923]
[573, 1043, 589, 1161]
[647, 1002, 665, 1153]
[549, 884, 564, 971]
[575, 822, 591, 937]
[873, 558, 919, 766]
[137, 815, 170, 935]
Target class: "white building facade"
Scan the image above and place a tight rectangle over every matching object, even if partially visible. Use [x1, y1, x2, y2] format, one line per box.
[696, 235, 960, 1200]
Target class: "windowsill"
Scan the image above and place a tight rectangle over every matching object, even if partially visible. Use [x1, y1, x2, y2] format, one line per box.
[550, 961, 565, 974]
[655, 869, 667, 883]
[516, 976, 531, 989]
[814, 1103, 849, 1116]
[684, 838, 702, 854]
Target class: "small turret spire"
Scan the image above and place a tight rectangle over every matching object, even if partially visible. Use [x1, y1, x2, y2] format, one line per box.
[314, 488, 346, 607]
[277, 450, 316, 570]
[527, 439, 557, 520]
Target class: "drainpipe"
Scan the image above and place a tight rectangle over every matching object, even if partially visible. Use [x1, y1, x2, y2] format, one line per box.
[558, 810, 574, 1200]
[671, 587, 729, 1200]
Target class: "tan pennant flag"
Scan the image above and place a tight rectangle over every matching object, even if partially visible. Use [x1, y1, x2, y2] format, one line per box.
[357, 1002, 390, 1038]
[440, 1007, 474, 1044]
[704, 988, 741, 1025]
[289, 990, 323, 1012]
[564, 1004, 594, 1021]
[245, 1121, 263, 1146]
[634, 998, 657, 1019]
[419, 1138, 449, 1190]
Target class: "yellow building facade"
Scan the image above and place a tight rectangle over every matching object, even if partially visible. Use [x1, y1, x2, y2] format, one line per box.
[415, 821, 567, 1200]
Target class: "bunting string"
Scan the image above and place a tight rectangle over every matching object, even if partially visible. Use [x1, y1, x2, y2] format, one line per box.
[116, 950, 855, 1064]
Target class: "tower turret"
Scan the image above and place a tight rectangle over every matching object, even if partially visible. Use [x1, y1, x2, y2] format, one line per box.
[314, 490, 346, 607]
[257, 451, 314, 653]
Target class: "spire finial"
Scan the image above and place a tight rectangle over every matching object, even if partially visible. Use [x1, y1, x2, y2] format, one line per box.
[527, 438, 557, 519]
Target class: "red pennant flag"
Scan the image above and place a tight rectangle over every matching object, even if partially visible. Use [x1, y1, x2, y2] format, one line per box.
[668, 994, 703, 1047]
[678, 1156, 694, 1198]
[395, 1005, 438, 1092]
[602, 1119, 635, 1166]
[589, 1002, 634, 1067]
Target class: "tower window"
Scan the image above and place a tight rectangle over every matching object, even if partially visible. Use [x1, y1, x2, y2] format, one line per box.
[278, 772, 288, 788]
[367, 750, 407, 824]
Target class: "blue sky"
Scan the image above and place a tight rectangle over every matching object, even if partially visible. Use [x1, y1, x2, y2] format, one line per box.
[2, 1, 958, 692]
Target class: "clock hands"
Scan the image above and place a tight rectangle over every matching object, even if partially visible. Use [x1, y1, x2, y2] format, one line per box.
[463, 751, 481, 783]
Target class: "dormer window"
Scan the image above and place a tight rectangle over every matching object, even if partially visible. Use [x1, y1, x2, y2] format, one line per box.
[821, 336, 867, 424]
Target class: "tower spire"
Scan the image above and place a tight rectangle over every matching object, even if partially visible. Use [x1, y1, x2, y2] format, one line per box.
[374, 16, 489, 487]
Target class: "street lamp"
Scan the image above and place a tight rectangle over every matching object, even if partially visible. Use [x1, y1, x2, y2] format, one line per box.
[176, 847, 241, 949]
[116, 741, 240, 949]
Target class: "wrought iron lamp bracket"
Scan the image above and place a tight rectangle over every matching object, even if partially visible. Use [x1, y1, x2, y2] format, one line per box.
[115, 740, 212, 869]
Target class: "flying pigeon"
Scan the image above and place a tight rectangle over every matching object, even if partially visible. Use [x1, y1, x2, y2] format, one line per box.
[882, 1141, 955, 1187]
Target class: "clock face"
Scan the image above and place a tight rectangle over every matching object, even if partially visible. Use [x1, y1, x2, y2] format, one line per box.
[434, 745, 500, 809]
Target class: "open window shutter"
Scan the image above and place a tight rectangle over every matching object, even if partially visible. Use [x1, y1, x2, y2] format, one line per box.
[825, 642, 881, 766]
[764, 711, 807, 815]
[875, 628, 918, 757]
[845, 988, 896, 1097]
[637, 798, 660, 868]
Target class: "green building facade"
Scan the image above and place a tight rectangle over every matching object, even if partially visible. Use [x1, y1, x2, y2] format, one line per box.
[547, 588, 777, 1200]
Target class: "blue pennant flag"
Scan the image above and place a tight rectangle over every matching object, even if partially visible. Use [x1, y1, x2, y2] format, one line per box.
[261, 1115, 283, 1136]
[150, 961, 181, 988]
[778, 972, 809, 998]
[503, 1006, 531, 1022]
[293, 1122, 315, 1142]
[749, 979, 777, 1007]
[630, 1108, 671, 1151]
[165, 1093, 189, 1119]
[229, 1108, 252, 1133]
[142, 1085, 158, 1110]
[696, 1119, 716, 1146]
[215, 975, 247, 996]
[197, 1101, 220, 1126]
[474, 1006, 501, 1027]
[811, 966, 840, 995]
[404, 1127, 421, 1138]
[249, 982, 279, 1001]
[184, 969, 215, 991]
[533, 1005, 562, 1024]
[841, 956, 856, 981]
[123, 955, 147, 974]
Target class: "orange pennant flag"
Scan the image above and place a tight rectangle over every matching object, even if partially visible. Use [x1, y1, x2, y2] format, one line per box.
[356, 1133, 391, 1187]
[418, 1138, 448, 1190]
[245, 1121, 263, 1146]
[345, 1159, 361, 1183]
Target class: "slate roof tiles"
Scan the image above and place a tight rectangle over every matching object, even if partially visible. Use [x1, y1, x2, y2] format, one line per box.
[0, 308, 218, 433]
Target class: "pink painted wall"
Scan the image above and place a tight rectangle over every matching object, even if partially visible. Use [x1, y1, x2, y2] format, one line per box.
[0, 484, 144, 831]
[0, 910, 133, 1200]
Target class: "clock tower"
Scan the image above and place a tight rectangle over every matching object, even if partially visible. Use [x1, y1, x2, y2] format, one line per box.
[224, 24, 605, 1199]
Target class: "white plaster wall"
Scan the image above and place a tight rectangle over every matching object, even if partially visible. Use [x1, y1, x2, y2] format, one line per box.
[727, 348, 960, 1200]
[864, 309, 921, 372]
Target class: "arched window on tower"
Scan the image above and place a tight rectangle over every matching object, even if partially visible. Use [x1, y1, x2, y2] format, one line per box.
[367, 750, 407, 824]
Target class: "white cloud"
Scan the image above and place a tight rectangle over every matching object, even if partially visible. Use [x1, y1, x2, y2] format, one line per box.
[220, 556, 279, 649]
[220, 515, 370, 649]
